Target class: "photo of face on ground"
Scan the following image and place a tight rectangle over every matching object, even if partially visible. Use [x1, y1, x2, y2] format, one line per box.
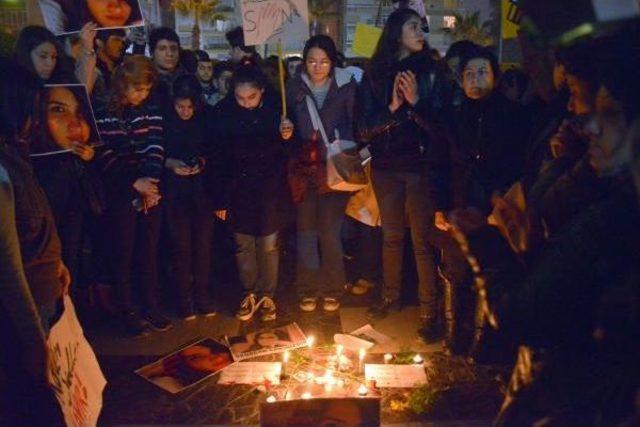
[136, 339, 234, 394]
[39, 0, 144, 35]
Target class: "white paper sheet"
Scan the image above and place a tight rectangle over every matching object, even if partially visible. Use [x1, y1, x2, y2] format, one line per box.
[218, 362, 281, 385]
[364, 364, 427, 388]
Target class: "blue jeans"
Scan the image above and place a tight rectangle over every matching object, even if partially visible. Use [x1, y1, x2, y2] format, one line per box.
[234, 232, 279, 298]
[296, 191, 349, 299]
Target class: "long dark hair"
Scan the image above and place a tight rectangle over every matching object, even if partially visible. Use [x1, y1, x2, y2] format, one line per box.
[171, 74, 204, 117]
[32, 85, 99, 153]
[14, 26, 74, 83]
[302, 34, 338, 76]
[0, 57, 41, 149]
[368, 8, 423, 95]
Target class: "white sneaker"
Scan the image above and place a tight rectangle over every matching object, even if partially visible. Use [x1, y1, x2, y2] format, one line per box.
[236, 293, 259, 321]
[299, 297, 317, 312]
[323, 297, 340, 312]
[260, 296, 276, 321]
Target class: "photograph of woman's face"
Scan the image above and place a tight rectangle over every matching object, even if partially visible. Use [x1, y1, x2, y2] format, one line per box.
[180, 345, 231, 373]
[46, 86, 91, 149]
[86, 0, 132, 28]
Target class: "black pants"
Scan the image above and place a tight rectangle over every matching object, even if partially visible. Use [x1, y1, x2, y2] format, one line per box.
[56, 206, 84, 287]
[372, 168, 438, 313]
[165, 197, 214, 307]
[343, 216, 382, 285]
[106, 201, 162, 312]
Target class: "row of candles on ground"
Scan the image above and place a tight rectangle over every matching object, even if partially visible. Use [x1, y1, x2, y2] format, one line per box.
[273, 335, 425, 401]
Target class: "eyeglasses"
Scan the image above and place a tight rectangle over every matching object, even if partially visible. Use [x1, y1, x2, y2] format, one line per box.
[306, 60, 331, 68]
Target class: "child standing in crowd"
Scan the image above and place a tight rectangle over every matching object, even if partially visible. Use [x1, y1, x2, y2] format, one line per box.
[286, 35, 358, 313]
[358, 9, 446, 342]
[210, 63, 292, 322]
[163, 74, 216, 320]
[93, 55, 168, 337]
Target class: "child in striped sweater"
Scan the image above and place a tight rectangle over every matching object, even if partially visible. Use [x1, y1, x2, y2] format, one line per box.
[94, 55, 170, 337]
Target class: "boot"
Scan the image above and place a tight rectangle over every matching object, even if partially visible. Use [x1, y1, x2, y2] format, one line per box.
[440, 267, 457, 352]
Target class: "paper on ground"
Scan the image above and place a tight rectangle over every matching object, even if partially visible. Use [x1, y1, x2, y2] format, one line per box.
[219, 362, 281, 385]
[365, 364, 427, 388]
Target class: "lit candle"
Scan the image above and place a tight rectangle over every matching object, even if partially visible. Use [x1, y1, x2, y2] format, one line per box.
[336, 344, 344, 357]
[357, 384, 368, 396]
[306, 335, 315, 348]
[282, 351, 289, 377]
[266, 395, 277, 403]
[358, 348, 366, 373]
[413, 354, 424, 364]
[301, 392, 312, 400]
[384, 353, 393, 364]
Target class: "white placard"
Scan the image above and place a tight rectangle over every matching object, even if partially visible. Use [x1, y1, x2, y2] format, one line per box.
[219, 362, 282, 385]
[592, 0, 639, 22]
[240, 0, 310, 46]
[364, 364, 427, 388]
[350, 324, 391, 345]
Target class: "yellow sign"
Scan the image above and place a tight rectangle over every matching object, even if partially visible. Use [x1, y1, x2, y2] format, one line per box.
[501, 0, 519, 39]
[351, 23, 382, 58]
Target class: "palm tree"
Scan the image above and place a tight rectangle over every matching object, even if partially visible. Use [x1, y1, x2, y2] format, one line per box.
[172, 0, 232, 49]
[443, 11, 494, 47]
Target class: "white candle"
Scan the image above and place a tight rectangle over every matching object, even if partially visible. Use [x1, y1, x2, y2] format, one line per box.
[413, 354, 424, 364]
[358, 348, 366, 372]
[282, 351, 289, 376]
[266, 395, 277, 403]
[301, 392, 312, 400]
[336, 344, 344, 357]
[384, 353, 393, 364]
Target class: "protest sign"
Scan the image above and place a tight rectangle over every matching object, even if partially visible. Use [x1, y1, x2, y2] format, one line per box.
[240, 0, 309, 46]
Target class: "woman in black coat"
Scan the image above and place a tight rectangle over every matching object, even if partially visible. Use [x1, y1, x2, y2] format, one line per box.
[210, 63, 292, 323]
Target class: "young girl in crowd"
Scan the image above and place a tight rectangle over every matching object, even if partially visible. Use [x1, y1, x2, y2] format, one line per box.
[93, 55, 168, 336]
[163, 74, 216, 320]
[15, 24, 98, 92]
[358, 8, 445, 341]
[211, 63, 292, 322]
[30, 85, 102, 289]
[286, 35, 357, 313]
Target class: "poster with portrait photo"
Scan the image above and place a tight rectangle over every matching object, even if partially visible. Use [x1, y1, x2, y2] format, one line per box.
[30, 83, 101, 158]
[39, 0, 144, 35]
[226, 322, 307, 361]
[135, 338, 234, 394]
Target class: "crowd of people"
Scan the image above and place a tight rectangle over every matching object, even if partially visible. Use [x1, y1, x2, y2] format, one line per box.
[1, 6, 639, 425]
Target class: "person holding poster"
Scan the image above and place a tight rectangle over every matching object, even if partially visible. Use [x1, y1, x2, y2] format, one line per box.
[15, 24, 97, 90]
[286, 35, 358, 313]
[30, 84, 103, 289]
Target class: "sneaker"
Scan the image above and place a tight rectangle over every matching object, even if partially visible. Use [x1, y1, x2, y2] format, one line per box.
[144, 310, 173, 332]
[236, 293, 259, 321]
[323, 297, 340, 312]
[351, 279, 375, 296]
[418, 317, 442, 344]
[366, 298, 401, 320]
[121, 310, 150, 337]
[196, 300, 217, 318]
[260, 296, 277, 321]
[299, 297, 317, 312]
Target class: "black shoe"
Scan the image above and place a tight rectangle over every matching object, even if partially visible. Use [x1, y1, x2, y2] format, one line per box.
[121, 310, 150, 337]
[144, 310, 173, 331]
[196, 300, 217, 318]
[418, 318, 442, 344]
[178, 303, 196, 321]
[366, 298, 400, 320]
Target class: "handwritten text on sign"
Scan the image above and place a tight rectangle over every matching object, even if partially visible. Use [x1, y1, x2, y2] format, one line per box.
[241, 0, 309, 46]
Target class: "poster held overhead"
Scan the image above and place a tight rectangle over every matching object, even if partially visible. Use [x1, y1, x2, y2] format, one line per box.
[39, 0, 145, 35]
[240, 0, 310, 47]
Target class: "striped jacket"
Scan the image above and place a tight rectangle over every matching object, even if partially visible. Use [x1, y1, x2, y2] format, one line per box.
[93, 102, 165, 180]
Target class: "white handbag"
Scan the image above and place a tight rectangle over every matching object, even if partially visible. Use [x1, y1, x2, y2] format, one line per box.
[305, 96, 368, 192]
